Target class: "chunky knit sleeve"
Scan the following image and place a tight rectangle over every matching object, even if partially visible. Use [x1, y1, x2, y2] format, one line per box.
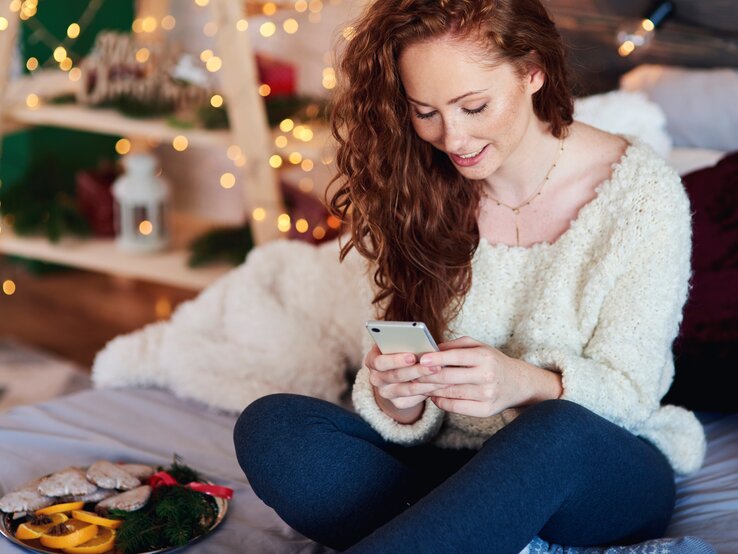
[521, 160, 704, 473]
[352, 366, 445, 445]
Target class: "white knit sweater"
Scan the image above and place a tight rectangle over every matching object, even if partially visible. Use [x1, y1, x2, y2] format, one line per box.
[352, 139, 706, 475]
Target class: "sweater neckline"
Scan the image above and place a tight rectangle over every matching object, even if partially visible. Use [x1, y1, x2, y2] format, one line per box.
[477, 136, 640, 255]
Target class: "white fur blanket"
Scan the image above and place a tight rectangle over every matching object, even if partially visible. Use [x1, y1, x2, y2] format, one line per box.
[92, 239, 372, 413]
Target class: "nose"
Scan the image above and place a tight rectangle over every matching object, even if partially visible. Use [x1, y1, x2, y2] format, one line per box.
[441, 119, 467, 154]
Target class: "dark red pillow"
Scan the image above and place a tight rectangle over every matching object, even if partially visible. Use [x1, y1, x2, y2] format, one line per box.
[663, 152, 738, 412]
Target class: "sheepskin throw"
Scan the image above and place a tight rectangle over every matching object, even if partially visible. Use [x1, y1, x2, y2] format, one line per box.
[92, 239, 372, 412]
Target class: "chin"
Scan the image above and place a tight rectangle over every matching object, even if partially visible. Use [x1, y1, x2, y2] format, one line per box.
[452, 162, 494, 181]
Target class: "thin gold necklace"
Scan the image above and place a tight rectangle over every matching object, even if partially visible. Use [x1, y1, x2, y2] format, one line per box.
[484, 137, 565, 247]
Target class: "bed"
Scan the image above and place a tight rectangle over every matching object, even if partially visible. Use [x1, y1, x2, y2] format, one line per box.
[2, 6, 738, 554]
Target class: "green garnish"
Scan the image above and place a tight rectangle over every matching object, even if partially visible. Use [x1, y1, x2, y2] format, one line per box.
[110, 456, 220, 554]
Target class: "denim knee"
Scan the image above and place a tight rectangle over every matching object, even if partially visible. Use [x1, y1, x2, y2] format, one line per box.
[233, 394, 308, 490]
[512, 399, 607, 452]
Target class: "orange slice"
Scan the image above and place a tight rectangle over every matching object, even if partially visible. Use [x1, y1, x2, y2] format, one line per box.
[62, 526, 116, 553]
[39, 520, 99, 549]
[71, 510, 123, 529]
[15, 513, 69, 540]
[35, 501, 86, 516]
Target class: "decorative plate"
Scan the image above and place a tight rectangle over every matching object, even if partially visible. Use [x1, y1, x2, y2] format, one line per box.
[0, 475, 228, 554]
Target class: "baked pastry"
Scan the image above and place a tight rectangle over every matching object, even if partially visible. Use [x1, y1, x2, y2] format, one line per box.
[87, 461, 140, 490]
[0, 478, 54, 513]
[37, 468, 97, 497]
[96, 485, 152, 513]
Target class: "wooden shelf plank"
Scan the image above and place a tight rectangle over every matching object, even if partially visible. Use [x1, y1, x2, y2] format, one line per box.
[7, 103, 232, 148]
[1, 70, 231, 147]
[0, 213, 233, 290]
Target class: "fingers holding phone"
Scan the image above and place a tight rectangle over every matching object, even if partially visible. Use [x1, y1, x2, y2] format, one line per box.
[364, 321, 445, 412]
[365, 344, 442, 410]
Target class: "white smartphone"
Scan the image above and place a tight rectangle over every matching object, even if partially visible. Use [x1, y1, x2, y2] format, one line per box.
[365, 320, 440, 356]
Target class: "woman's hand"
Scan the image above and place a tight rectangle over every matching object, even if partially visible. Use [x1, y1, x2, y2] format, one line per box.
[415, 336, 562, 417]
[365, 344, 446, 423]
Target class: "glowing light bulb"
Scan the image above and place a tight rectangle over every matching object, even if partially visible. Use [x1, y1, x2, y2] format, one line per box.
[301, 159, 314, 172]
[277, 214, 291, 232]
[327, 215, 341, 229]
[288, 152, 303, 164]
[25, 93, 39, 108]
[206, 56, 222, 72]
[227, 145, 242, 160]
[260, 22, 277, 38]
[294, 0, 308, 12]
[236, 19, 248, 32]
[69, 67, 82, 81]
[279, 119, 295, 132]
[141, 16, 157, 33]
[115, 138, 132, 155]
[269, 155, 283, 168]
[53, 46, 67, 62]
[26, 57, 38, 71]
[312, 226, 326, 240]
[136, 48, 150, 63]
[0, 17, 8, 31]
[210, 94, 224, 108]
[615, 1, 673, 57]
[258, 84, 271, 96]
[2, 279, 16, 296]
[263, 2, 277, 15]
[139, 220, 153, 235]
[295, 219, 309, 233]
[274, 136, 288, 148]
[67, 23, 80, 38]
[252, 208, 266, 221]
[172, 135, 189, 151]
[283, 19, 299, 34]
[161, 15, 176, 30]
[220, 172, 236, 189]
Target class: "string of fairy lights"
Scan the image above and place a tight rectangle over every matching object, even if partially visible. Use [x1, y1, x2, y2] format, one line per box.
[0, 0, 354, 296]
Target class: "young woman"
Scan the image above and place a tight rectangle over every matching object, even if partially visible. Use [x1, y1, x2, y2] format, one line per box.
[234, 1, 705, 552]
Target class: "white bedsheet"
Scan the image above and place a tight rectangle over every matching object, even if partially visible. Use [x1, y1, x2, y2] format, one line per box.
[0, 388, 736, 553]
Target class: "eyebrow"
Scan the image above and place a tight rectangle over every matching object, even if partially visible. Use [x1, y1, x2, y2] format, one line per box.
[406, 89, 488, 107]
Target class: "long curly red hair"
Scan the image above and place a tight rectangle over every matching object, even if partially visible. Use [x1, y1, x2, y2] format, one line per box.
[328, 0, 573, 342]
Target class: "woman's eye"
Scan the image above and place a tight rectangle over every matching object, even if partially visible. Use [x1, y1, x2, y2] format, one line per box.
[463, 104, 488, 116]
[414, 110, 436, 120]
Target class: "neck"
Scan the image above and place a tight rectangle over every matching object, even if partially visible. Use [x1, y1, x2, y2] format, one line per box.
[484, 121, 561, 206]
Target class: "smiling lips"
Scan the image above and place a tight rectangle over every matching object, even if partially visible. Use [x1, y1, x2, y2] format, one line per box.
[449, 144, 488, 167]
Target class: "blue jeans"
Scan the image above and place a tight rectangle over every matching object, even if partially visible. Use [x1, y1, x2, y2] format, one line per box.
[234, 395, 675, 553]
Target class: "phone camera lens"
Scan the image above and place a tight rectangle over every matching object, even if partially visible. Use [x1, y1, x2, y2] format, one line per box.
[371, 328, 380, 333]
[412, 322, 417, 326]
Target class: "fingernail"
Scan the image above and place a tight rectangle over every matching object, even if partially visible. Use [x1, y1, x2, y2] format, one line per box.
[405, 354, 415, 364]
[420, 356, 431, 365]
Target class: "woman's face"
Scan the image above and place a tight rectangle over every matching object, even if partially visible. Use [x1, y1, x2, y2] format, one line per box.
[398, 36, 544, 181]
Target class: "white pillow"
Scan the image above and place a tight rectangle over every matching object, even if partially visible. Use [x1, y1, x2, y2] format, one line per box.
[573, 90, 672, 158]
[620, 64, 738, 151]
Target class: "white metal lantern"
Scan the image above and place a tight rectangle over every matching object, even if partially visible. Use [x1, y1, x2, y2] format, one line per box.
[112, 153, 170, 252]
